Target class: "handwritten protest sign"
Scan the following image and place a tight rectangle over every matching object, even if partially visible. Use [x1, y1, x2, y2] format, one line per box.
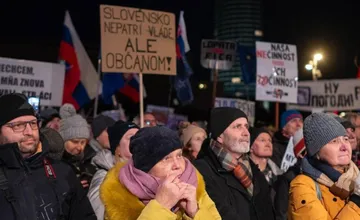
[280, 137, 297, 172]
[100, 5, 176, 75]
[256, 42, 298, 103]
[0, 57, 65, 106]
[201, 39, 237, 70]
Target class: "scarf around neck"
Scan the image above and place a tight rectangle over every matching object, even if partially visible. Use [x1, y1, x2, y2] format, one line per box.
[209, 139, 254, 196]
[302, 156, 359, 200]
[119, 158, 198, 206]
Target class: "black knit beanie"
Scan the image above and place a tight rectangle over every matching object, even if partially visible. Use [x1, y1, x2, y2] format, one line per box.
[92, 115, 116, 138]
[0, 93, 35, 127]
[250, 127, 271, 147]
[40, 108, 60, 128]
[108, 120, 139, 154]
[209, 107, 248, 139]
[131, 126, 182, 172]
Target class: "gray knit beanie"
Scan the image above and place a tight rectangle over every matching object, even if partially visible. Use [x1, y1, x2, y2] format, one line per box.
[304, 112, 346, 157]
[59, 103, 90, 142]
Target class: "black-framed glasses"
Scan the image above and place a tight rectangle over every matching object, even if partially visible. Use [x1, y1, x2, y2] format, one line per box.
[5, 119, 39, 133]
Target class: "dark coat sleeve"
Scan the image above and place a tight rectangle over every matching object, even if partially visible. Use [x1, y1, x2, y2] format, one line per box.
[194, 160, 240, 220]
[273, 175, 290, 220]
[64, 167, 97, 220]
[271, 141, 286, 168]
[273, 166, 299, 220]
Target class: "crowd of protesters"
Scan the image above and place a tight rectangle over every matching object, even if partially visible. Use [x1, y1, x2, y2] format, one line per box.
[1, 93, 360, 219]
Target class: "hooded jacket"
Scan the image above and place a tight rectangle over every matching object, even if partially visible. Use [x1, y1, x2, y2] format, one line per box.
[288, 174, 360, 219]
[88, 149, 115, 220]
[100, 162, 221, 220]
[0, 134, 96, 220]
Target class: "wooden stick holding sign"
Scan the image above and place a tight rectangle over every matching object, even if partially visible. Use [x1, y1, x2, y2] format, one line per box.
[139, 73, 144, 128]
[275, 102, 279, 130]
[212, 62, 219, 107]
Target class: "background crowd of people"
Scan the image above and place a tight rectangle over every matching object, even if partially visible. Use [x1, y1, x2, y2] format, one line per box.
[1, 93, 360, 219]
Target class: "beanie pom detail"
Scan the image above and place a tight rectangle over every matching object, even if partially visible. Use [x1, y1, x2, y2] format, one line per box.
[60, 103, 76, 119]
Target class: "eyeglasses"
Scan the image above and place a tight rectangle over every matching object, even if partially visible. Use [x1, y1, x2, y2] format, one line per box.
[5, 119, 39, 133]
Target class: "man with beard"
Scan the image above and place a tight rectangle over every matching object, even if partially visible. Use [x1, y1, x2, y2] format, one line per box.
[59, 104, 96, 190]
[194, 107, 275, 220]
[0, 93, 96, 219]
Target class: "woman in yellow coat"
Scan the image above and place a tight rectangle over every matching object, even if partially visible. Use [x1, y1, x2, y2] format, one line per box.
[288, 113, 360, 219]
[100, 126, 221, 220]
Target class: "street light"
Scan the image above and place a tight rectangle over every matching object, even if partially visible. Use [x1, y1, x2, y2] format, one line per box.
[314, 53, 323, 61]
[305, 53, 323, 80]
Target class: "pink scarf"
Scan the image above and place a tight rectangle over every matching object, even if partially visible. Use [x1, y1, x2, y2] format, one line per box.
[119, 158, 198, 206]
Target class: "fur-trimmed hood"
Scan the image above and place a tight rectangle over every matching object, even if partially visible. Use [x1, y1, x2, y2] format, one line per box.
[100, 162, 210, 220]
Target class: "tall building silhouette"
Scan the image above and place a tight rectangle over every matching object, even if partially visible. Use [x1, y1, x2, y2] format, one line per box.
[214, 0, 263, 97]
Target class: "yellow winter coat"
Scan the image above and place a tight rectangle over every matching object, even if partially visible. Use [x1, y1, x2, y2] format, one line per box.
[100, 162, 221, 220]
[288, 174, 360, 220]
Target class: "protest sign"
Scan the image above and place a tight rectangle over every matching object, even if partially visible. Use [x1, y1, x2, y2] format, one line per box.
[0, 57, 65, 106]
[288, 79, 360, 111]
[146, 105, 174, 125]
[280, 136, 297, 172]
[167, 113, 188, 130]
[256, 41, 298, 103]
[201, 39, 237, 70]
[100, 5, 176, 75]
[215, 97, 255, 126]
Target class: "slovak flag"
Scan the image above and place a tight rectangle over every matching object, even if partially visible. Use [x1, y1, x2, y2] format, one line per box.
[59, 11, 100, 110]
[173, 11, 194, 105]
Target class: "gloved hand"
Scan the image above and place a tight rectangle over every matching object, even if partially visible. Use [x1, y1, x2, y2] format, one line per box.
[353, 173, 360, 196]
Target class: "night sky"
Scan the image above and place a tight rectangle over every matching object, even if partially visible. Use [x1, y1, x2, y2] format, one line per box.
[1, 0, 359, 120]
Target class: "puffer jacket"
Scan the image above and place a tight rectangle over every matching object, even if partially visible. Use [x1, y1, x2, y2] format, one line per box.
[100, 162, 221, 220]
[88, 149, 115, 220]
[288, 174, 360, 219]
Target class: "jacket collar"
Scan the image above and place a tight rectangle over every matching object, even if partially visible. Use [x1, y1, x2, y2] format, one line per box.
[0, 143, 23, 168]
[199, 139, 261, 200]
[100, 162, 208, 219]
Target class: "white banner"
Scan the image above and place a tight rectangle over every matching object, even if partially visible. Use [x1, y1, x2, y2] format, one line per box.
[256, 41, 298, 103]
[215, 97, 255, 126]
[288, 79, 360, 111]
[0, 57, 65, 106]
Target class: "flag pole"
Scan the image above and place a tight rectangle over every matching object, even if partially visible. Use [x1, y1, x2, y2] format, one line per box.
[275, 102, 279, 130]
[139, 73, 144, 128]
[93, 58, 101, 118]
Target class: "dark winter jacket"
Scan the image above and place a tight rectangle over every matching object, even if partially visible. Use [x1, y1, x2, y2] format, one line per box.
[62, 144, 97, 192]
[194, 140, 275, 220]
[272, 164, 301, 220]
[271, 131, 290, 168]
[0, 139, 96, 220]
